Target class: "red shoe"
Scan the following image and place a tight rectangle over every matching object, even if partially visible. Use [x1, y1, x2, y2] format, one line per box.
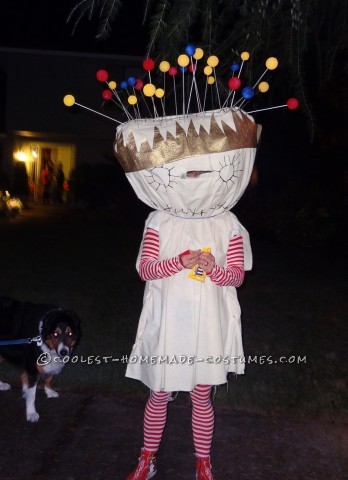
[126, 448, 157, 480]
[196, 456, 214, 480]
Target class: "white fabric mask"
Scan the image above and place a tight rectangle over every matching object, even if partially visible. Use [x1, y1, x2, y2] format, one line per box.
[126, 146, 256, 218]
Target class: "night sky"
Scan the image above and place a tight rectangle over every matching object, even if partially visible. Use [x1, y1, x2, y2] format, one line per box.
[0, 0, 147, 55]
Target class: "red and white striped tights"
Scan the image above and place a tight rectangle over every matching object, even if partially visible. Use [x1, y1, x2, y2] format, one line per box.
[144, 385, 214, 457]
[139, 227, 244, 458]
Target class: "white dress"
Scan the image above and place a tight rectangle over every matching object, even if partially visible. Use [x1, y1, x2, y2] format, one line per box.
[126, 209, 252, 392]
[119, 109, 258, 392]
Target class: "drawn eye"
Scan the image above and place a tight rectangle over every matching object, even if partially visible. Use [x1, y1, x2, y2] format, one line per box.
[145, 165, 180, 191]
[213, 153, 243, 187]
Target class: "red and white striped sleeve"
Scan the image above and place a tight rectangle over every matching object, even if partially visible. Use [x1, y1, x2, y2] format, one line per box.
[138, 228, 184, 281]
[207, 235, 245, 287]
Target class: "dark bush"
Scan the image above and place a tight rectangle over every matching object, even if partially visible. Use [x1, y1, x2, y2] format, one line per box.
[11, 161, 29, 208]
[69, 163, 124, 209]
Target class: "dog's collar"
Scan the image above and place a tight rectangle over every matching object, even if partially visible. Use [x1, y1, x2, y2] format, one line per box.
[31, 335, 43, 346]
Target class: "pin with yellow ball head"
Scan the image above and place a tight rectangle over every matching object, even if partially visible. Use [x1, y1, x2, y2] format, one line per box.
[159, 60, 170, 110]
[185, 44, 203, 114]
[63, 44, 299, 125]
[177, 53, 190, 115]
[63, 94, 123, 124]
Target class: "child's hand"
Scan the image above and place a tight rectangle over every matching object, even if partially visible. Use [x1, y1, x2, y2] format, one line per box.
[179, 250, 201, 269]
[198, 251, 215, 273]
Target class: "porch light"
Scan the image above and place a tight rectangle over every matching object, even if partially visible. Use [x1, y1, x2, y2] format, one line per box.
[15, 150, 28, 162]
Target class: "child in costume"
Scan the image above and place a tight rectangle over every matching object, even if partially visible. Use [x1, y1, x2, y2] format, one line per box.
[114, 107, 259, 480]
[62, 46, 296, 480]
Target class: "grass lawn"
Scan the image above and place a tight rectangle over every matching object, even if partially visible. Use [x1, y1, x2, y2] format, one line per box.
[0, 205, 347, 421]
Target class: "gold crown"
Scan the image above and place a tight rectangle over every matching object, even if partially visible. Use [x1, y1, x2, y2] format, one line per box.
[114, 108, 258, 173]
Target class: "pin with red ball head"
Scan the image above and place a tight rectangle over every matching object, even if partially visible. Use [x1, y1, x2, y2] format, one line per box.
[221, 62, 241, 109]
[142, 58, 160, 118]
[168, 66, 178, 116]
[96, 70, 133, 121]
[230, 51, 250, 107]
[63, 44, 299, 126]
[247, 98, 299, 114]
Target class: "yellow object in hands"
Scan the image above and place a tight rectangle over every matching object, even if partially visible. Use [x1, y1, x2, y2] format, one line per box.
[188, 248, 211, 283]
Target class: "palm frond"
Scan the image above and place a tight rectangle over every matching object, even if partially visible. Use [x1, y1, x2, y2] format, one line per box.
[96, 0, 123, 39]
[68, 0, 348, 135]
[67, 0, 97, 35]
[67, 0, 123, 39]
[143, 0, 155, 25]
[146, 0, 170, 56]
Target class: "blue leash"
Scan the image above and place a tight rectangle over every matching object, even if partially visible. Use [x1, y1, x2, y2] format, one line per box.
[0, 336, 42, 346]
[0, 307, 60, 347]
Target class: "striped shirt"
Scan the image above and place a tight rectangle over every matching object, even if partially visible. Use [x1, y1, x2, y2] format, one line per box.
[139, 228, 245, 287]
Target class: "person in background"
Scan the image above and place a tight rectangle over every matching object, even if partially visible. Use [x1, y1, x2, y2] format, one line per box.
[41, 164, 51, 204]
[55, 163, 65, 204]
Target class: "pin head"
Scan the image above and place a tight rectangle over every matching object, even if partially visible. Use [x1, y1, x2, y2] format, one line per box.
[185, 44, 196, 56]
[265, 57, 278, 70]
[286, 98, 299, 110]
[143, 58, 155, 72]
[228, 77, 241, 90]
[63, 94, 75, 107]
[102, 90, 112, 100]
[96, 70, 108, 82]
[242, 86, 255, 99]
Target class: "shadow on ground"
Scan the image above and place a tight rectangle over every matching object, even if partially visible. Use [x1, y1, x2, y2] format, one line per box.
[0, 387, 347, 480]
[0, 206, 347, 479]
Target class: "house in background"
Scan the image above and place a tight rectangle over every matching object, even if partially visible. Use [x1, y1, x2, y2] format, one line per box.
[0, 47, 142, 199]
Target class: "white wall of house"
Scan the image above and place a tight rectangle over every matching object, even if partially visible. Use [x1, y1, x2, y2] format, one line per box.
[0, 47, 142, 185]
